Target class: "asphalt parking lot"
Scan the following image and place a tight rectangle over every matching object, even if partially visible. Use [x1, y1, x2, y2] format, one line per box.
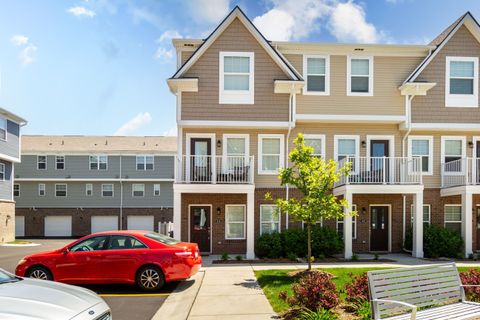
[0, 239, 177, 320]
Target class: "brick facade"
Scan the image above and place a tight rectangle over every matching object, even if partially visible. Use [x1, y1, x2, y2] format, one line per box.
[0, 201, 15, 243]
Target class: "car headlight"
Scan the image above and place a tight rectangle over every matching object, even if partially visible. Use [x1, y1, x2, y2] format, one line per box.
[17, 259, 27, 266]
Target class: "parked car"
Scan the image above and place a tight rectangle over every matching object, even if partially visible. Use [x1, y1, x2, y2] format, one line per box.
[0, 268, 111, 320]
[15, 231, 202, 291]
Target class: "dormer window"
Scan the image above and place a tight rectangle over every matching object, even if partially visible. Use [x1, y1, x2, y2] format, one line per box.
[0, 117, 6, 141]
[303, 55, 329, 95]
[219, 52, 254, 104]
[446, 56, 478, 107]
[347, 56, 373, 96]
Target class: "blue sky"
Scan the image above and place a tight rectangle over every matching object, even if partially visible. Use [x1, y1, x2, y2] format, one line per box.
[0, 0, 479, 136]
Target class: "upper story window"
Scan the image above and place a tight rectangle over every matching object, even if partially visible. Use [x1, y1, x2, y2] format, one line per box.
[102, 184, 114, 197]
[303, 55, 329, 95]
[258, 134, 284, 175]
[223, 134, 249, 170]
[441, 136, 466, 173]
[446, 56, 478, 107]
[90, 155, 108, 170]
[0, 163, 4, 180]
[37, 156, 47, 170]
[38, 183, 46, 196]
[0, 117, 6, 141]
[132, 183, 145, 197]
[56, 156, 65, 170]
[85, 183, 93, 196]
[334, 135, 359, 172]
[13, 184, 19, 197]
[408, 136, 433, 175]
[304, 135, 326, 158]
[136, 155, 154, 170]
[153, 184, 161, 196]
[219, 52, 254, 104]
[347, 56, 373, 96]
[55, 184, 67, 197]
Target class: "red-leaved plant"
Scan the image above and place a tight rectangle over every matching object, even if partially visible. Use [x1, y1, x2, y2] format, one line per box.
[460, 269, 480, 302]
[344, 272, 370, 305]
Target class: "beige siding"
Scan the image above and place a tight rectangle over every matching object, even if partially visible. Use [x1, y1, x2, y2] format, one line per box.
[284, 54, 423, 116]
[181, 51, 194, 66]
[181, 18, 291, 121]
[412, 26, 480, 123]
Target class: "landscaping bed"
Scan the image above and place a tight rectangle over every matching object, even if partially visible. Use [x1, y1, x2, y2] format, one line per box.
[212, 257, 394, 264]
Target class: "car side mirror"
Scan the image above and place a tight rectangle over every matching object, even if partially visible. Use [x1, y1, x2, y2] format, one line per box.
[62, 248, 69, 254]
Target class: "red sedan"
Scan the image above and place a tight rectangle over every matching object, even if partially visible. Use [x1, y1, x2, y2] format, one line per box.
[15, 230, 202, 291]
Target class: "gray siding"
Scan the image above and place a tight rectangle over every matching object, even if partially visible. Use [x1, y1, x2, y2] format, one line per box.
[0, 161, 13, 201]
[0, 120, 20, 160]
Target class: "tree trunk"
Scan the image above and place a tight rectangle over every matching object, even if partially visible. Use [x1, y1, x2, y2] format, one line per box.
[307, 223, 312, 271]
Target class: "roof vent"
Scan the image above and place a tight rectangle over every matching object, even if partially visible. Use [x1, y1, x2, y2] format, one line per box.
[184, 43, 194, 47]
[105, 140, 108, 145]
[61, 140, 64, 145]
[354, 48, 364, 51]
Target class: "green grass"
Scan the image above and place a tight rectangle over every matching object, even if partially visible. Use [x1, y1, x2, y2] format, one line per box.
[7, 240, 32, 245]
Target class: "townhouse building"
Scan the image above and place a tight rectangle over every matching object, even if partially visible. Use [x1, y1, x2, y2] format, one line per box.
[168, 7, 480, 259]
[14, 135, 175, 238]
[0, 108, 27, 243]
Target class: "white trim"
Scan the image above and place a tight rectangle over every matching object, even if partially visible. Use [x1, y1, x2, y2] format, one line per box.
[473, 136, 480, 159]
[259, 204, 280, 235]
[225, 204, 246, 240]
[136, 155, 155, 171]
[366, 135, 395, 158]
[153, 183, 161, 196]
[296, 114, 406, 123]
[187, 204, 213, 254]
[303, 134, 326, 158]
[22, 152, 176, 156]
[445, 56, 479, 107]
[54, 183, 67, 197]
[222, 133, 250, 159]
[13, 183, 20, 197]
[303, 54, 330, 95]
[14, 178, 174, 182]
[89, 155, 108, 171]
[186, 133, 216, 183]
[0, 162, 4, 181]
[334, 135, 360, 173]
[334, 184, 424, 196]
[0, 116, 6, 142]
[101, 183, 114, 197]
[407, 123, 480, 131]
[0, 154, 20, 163]
[174, 183, 254, 194]
[55, 155, 65, 170]
[369, 204, 392, 252]
[85, 183, 93, 196]
[410, 204, 431, 225]
[258, 134, 285, 175]
[132, 183, 145, 197]
[347, 56, 374, 96]
[219, 51, 254, 104]
[38, 183, 46, 196]
[337, 204, 357, 239]
[444, 204, 463, 230]
[178, 120, 290, 128]
[441, 136, 467, 176]
[37, 155, 47, 170]
[408, 136, 434, 175]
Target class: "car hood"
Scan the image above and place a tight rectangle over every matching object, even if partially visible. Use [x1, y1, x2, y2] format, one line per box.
[0, 278, 103, 320]
[25, 249, 60, 259]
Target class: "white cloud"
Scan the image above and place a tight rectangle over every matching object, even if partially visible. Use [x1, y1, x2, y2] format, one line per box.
[154, 47, 174, 61]
[154, 30, 181, 62]
[11, 35, 29, 46]
[131, 7, 161, 28]
[19, 44, 37, 66]
[188, 0, 230, 24]
[67, 6, 96, 17]
[158, 30, 182, 43]
[253, 9, 294, 41]
[162, 126, 177, 136]
[114, 112, 152, 136]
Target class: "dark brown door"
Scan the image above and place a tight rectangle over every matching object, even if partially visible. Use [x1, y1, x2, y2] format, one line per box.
[477, 207, 480, 251]
[370, 140, 389, 183]
[476, 142, 480, 184]
[370, 206, 389, 251]
[190, 138, 211, 182]
[190, 206, 210, 253]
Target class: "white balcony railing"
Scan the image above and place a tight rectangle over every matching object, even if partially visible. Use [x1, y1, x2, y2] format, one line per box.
[335, 156, 422, 187]
[176, 155, 254, 184]
[441, 158, 480, 188]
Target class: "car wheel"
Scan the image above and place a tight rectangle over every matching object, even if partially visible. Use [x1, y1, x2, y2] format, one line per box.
[26, 266, 53, 281]
[136, 266, 164, 291]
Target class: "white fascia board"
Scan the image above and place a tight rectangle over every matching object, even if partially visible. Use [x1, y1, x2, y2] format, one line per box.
[14, 178, 175, 182]
[174, 183, 255, 194]
[178, 120, 290, 129]
[295, 114, 406, 123]
[0, 154, 21, 163]
[334, 184, 424, 196]
[409, 123, 480, 131]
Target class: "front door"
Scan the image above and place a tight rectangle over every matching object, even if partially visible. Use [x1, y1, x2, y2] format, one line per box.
[370, 140, 389, 183]
[476, 141, 480, 184]
[477, 207, 480, 251]
[370, 206, 389, 251]
[190, 138, 212, 182]
[190, 206, 211, 253]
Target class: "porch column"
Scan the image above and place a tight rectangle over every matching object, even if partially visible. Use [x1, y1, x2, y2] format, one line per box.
[412, 191, 424, 258]
[173, 189, 182, 241]
[343, 191, 353, 260]
[462, 191, 473, 257]
[246, 190, 255, 259]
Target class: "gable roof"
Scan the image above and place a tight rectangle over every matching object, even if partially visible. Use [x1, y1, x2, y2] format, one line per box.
[405, 12, 480, 83]
[0, 107, 27, 126]
[171, 6, 302, 81]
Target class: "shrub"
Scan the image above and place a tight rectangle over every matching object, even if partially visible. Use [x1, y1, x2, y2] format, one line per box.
[351, 253, 359, 261]
[423, 224, 463, 258]
[282, 228, 307, 258]
[221, 252, 230, 261]
[354, 301, 372, 320]
[287, 252, 298, 261]
[404, 228, 413, 251]
[344, 272, 369, 305]
[460, 269, 480, 302]
[311, 226, 343, 257]
[235, 255, 243, 261]
[297, 308, 338, 320]
[255, 232, 283, 258]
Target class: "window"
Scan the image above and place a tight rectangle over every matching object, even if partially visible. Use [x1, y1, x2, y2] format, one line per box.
[219, 52, 254, 104]
[408, 136, 433, 175]
[260, 205, 280, 235]
[337, 205, 357, 239]
[132, 184, 145, 197]
[304, 135, 326, 158]
[441, 136, 466, 173]
[38, 184, 46, 196]
[136, 155, 154, 170]
[153, 184, 161, 196]
[303, 55, 329, 95]
[89, 155, 108, 170]
[225, 205, 246, 239]
[223, 134, 249, 171]
[107, 235, 147, 250]
[70, 236, 108, 252]
[335, 135, 359, 171]
[410, 204, 431, 227]
[347, 56, 373, 96]
[0, 117, 6, 140]
[37, 156, 47, 170]
[446, 56, 478, 107]
[445, 205, 462, 233]
[0, 163, 4, 180]
[56, 156, 65, 170]
[85, 184, 93, 196]
[13, 184, 20, 197]
[55, 184, 67, 197]
[102, 184, 114, 197]
[258, 134, 284, 175]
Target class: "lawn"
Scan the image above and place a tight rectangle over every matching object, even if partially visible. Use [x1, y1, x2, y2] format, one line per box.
[7, 240, 32, 245]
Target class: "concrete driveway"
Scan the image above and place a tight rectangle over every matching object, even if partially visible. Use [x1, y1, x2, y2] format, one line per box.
[0, 239, 176, 320]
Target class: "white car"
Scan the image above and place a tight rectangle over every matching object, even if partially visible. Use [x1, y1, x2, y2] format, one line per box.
[0, 268, 111, 320]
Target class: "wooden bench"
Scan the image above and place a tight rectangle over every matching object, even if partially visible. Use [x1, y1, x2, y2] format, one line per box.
[367, 263, 480, 320]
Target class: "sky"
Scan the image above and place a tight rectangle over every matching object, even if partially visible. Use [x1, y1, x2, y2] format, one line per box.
[0, 0, 479, 137]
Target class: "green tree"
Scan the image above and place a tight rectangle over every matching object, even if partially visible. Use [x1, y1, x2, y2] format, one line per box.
[266, 133, 354, 270]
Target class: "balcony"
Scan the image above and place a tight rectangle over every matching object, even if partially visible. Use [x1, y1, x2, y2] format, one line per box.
[335, 156, 422, 187]
[441, 158, 480, 188]
[176, 155, 254, 184]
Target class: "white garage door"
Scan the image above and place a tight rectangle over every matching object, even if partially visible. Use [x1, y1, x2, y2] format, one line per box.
[91, 216, 118, 233]
[127, 216, 154, 231]
[15, 216, 25, 237]
[45, 216, 72, 237]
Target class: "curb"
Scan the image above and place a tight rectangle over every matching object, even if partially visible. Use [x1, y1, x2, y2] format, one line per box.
[0, 243, 40, 247]
[151, 270, 204, 320]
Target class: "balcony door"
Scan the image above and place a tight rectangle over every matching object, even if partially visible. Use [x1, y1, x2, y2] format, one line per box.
[476, 141, 480, 184]
[190, 138, 212, 182]
[370, 140, 390, 183]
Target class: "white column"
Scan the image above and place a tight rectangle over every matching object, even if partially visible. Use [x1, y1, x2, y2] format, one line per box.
[343, 191, 353, 260]
[462, 191, 473, 257]
[246, 190, 255, 259]
[173, 188, 182, 241]
[412, 191, 424, 258]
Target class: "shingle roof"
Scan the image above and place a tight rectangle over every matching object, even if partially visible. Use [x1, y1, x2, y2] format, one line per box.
[428, 12, 469, 46]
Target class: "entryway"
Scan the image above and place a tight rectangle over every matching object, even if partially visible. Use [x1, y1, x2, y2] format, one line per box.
[190, 138, 212, 182]
[190, 206, 211, 253]
[370, 139, 390, 183]
[370, 205, 390, 251]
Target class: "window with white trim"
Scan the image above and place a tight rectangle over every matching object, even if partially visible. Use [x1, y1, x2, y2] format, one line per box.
[56, 156, 65, 170]
[335, 136, 359, 171]
[132, 184, 145, 197]
[38, 183, 46, 196]
[55, 184, 67, 197]
[225, 205, 246, 239]
[260, 205, 280, 235]
[258, 134, 284, 175]
[90, 155, 108, 170]
[304, 135, 325, 158]
[153, 184, 161, 196]
[441, 137, 465, 173]
[223, 134, 249, 171]
[408, 137, 433, 175]
[37, 156, 47, 170]
[136, 155, 154, 170]
[219, 52, 254, 104]
[303, 55, 329, 95]
[102, 184, 114, 197]
[445, 205, 462, 233]
[337, 205, 357, 239]
[0, 163, 4, 180]
[410, 204, 431, 227]
[347, 57, 373, 95]
[13, 184, 20, 197]
[0, 117, 6, 141]
[85, 184, 93, 196]
[446, 56, 478, 107]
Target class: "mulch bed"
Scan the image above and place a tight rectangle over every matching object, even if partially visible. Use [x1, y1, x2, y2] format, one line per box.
[212, 258, 394, 264]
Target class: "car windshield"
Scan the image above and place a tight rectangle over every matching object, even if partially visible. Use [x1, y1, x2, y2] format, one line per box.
[0, 270, 18, 284]
[145, 232, 181, 245]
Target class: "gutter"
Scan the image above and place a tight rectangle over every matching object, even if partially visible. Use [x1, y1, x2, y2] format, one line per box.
[401, 94, 414, 244]
[285, 87, 297, 229]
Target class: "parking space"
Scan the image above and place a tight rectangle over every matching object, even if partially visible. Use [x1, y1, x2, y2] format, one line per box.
[0, 239, 177, 320]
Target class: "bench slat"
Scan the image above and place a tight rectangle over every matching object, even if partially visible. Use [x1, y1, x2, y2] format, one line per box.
[374, 273, 459, 290]
[375, 279, 460, 298]
[384, 302, 480, 320]
[370, 267, 458, 282]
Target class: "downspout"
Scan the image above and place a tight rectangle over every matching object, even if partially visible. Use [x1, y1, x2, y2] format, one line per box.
[285, 86, 296, 230]
[119, 155, 123, 230]
[401, 94, 414, 247]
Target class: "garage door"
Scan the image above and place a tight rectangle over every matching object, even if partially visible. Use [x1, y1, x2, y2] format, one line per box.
[45, 216, 72, 237]
[15, 216, 25, 237]
[127, 216, 154, 231]
[91, 216, 118, 233]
